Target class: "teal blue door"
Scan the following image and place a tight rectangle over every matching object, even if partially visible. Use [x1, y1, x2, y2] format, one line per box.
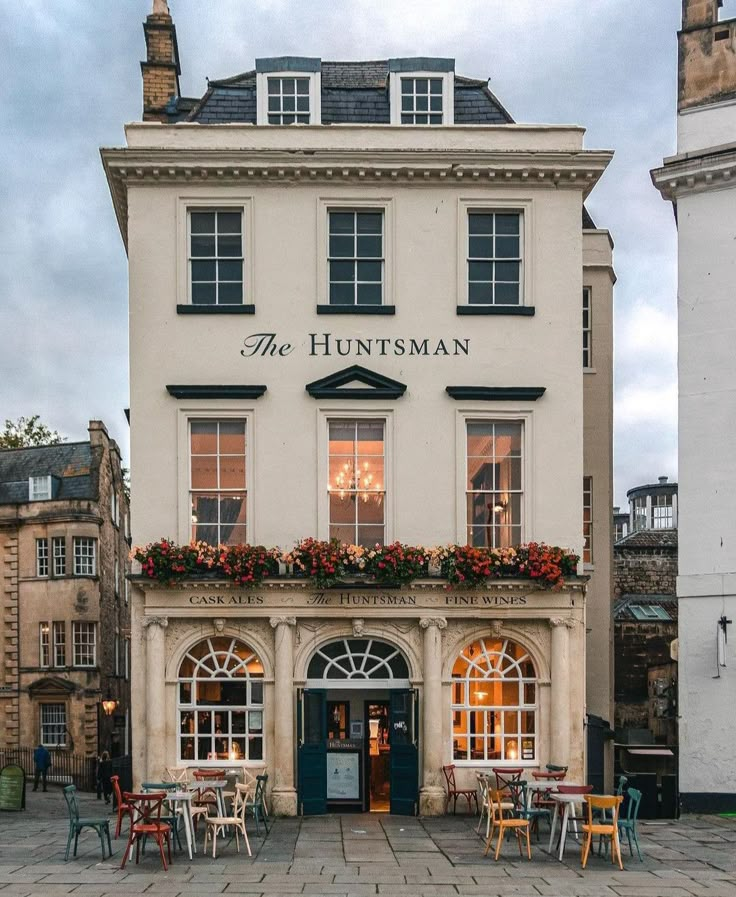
[298, 689, 327, 815]
[389, 689, 418, 815]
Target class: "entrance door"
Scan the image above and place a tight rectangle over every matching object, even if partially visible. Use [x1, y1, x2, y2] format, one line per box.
[298, 689, 327, 815]
[389, 689, 418, 815]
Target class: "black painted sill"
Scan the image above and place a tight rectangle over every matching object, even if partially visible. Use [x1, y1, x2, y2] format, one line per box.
[177, 304, 256, 315]
[317, 305, 396, 315]
[456, 305, 535, 316]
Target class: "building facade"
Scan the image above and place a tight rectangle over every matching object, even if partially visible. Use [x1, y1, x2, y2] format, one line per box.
[102, 1, 614, 815]
[0, 421, 131, 758]
[652, 0, 736, 812]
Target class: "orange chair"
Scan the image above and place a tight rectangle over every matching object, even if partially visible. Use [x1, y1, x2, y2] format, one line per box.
[111, 775, 131, 839]
[120, 792, 172, 871]
[483, 789, 531, 861]
[581, 794, 624, 870]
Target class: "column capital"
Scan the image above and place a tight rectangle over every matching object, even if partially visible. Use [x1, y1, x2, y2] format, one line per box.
[270, 616, 297, 629]
[142, 615, 168, 630]
[419, 616, 447, 630]
[549, 617, 576, 629]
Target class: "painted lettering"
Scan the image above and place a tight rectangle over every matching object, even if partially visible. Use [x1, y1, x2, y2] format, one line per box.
[394, 338, 405, 355]
[434, 338, 449, 356]
[241, 332, 293, 358]
[310, 333, 331, 356]
[409, 338, 429, 356]
[453, 338, 470, 356]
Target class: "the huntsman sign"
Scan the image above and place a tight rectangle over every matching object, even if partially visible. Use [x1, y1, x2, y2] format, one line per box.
[241, 332, 471, 359]
[184, 590, 530, 608]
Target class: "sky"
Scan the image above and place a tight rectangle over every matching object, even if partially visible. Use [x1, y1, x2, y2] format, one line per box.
[0, 0, 682, 509]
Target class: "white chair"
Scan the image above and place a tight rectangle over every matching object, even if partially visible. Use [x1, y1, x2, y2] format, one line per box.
[165, 767, 189, 786]
[202, 782, 251, 859]
[476, 772, 513, 839]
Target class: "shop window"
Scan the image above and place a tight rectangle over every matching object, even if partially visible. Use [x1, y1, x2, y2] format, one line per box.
[307, 638, 409, 681]
[451, 637, 537, 764]
[190, 419, 247, 546]
[41, 703, 66, 747]
[466, 420, 523, 548]
[328, 419, 385, 546]
[177, 637, 264, 763]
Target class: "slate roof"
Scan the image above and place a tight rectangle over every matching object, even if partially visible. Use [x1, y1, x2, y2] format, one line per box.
[0, 442, 98, 504]
[614, 594, 679, 622]
[175, 60, 513, 125]
[615, 529, 678, 549]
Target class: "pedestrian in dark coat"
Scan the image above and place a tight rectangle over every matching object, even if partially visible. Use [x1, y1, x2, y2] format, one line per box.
[98, 751, 113, 803]
[33, 743, 52, 792]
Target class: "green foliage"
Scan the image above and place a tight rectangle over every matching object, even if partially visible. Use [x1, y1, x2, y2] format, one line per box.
[0, 415, 65, 449]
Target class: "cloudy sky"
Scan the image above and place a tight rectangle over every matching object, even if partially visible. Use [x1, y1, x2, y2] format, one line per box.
[1, 0, 682, 507]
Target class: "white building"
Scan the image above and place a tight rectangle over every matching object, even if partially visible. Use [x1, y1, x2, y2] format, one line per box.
[652, 0, 736, 811]
[102, 1, 614, 815]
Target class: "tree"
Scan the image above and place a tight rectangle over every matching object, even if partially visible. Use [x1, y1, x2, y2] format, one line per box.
[0, 416, 65, 449]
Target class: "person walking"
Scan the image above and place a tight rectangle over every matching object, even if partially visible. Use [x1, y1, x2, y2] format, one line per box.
[98, 751, 113, 804]
[33, 743, 52, 792]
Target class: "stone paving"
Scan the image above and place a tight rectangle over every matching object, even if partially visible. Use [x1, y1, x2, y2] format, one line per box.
[1, 788, 736, 896]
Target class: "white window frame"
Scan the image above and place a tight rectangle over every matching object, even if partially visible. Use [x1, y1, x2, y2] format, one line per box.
[39, 623, 50, 668]
[457, 199, 532, 308]
[583, 286, 593, 369]
[455, 410, 533, 545]
[111, 490, 119, 527]
[176, 198, 254, 309]
[29, 476, 52, 501]
[36, 538, 49, 578]
[317, 198, 394, 308]
[177, 408, 256, 546]
[256, 71, 321, 125]
[73, 537, 97, 576]
[583, 476, 593, 566]
[72, 621, 96, 668]
[52, 537, 66, 576]
[52, 621, 66, 667]
[451, 637, 538, 767]
[317, 409, 394, 545]
[40, 703, 66, 748]
[389, 71, 453, 125]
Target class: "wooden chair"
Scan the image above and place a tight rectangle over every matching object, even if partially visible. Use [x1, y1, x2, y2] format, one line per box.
[492, 767, 524, 794]
[120, 792, 172, 871]
[111, 774, 131, 839]
[165, 767, 190, 786]
[442, 764, 478, 815]
[557, 784, 593, 840]
[581, 795, 623, 870]
[63, 785, 112, 861]
[192, 769, 224, 814]
[203, 782, 252, 859]
[483, 788, 531, 861]
[243, 766, 268, 816]
[245, 774, 270, 836]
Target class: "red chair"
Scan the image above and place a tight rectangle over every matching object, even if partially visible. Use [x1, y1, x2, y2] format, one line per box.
[192, 769, 224, 815]
[120, 792, 172, 871]
[492, 767, 524, 794]
[441, 764, 479, 814]
[557, 784, 594, 840]
[111, 775, 131, 839]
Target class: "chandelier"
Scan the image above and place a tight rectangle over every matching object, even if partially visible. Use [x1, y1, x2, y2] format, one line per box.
[330, 461, 383, 504]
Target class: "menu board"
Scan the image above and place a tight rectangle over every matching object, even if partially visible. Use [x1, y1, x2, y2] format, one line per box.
[0, 765, 25, 811]
[326, 752, 360, 800]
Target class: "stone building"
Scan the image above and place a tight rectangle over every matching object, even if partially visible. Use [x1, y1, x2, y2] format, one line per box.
[652, 0, 736, 811]
[0, 421, 131, 758]
[101, 1, 614, 815]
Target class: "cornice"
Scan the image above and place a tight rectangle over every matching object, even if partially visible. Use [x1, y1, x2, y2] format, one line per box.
[651, 145, 736, 201]
[101, 145, 613, 248]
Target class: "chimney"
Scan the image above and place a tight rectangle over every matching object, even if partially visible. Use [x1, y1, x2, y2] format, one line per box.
[141, 0, 181, 122]
[679, 0, 736, 111]
[658, 476, 669, 485]
[88, 420, 110, 448]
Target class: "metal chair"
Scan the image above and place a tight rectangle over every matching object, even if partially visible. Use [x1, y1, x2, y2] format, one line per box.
[111, 774, 131, 839]
[63, 785, 112, 861]
[512, 780, 552, 841]
[120, 791, 172, 871]
[245, 774, 270, 836]
[141, 782, 182, 851]
[616, 787, 643, 861]
[442, 764, 478, 815]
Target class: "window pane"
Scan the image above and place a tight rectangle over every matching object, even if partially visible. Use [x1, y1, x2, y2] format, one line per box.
[330, 212, 354, 234]
[329, 235, 354, 257]
[192, 282, 216, 305]
[191, 260, 216, 281]
[356, 235, 382, 257]
[219, 457, 246, 489]
[430, 78, 443, 94]
[218, 212, 241, 234]
[191, 421, 217, 454]
[217, 234, 242, 257]
[494, 282, 520, 304]
[283, 95, 295, 112]
[469, 261, 493, 281]
[329, 282, 354, 305]
[268, 78, 280, 95]
[469, 236, 493, 258]
[468, 282, 493, 304]
[218, 282, 243, 304]
[191, 456, 217, 490]
[495, 236, 520, 259]
[191, 212, 215, 234]
[218, 260, 242, 282]
[469, 214, 493, 235]
[358, 525, 384, 547]
[356, 283, 382, 306]
[495, 261, 520, 282]
[191, 235, 215, 257]
[296, 78, 310, 94]
[329, 493, 355, 524]
[496, 214, 519, 235]
[357, 261, 382, 282]
[330, 260, 355, 282]
[219, 421, 246, 454]
[357, 213, 382, 234]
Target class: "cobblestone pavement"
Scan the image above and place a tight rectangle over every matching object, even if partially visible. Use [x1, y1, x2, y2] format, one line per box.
[1, 788, 736, 896]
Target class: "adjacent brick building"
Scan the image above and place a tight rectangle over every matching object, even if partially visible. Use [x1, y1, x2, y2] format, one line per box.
[0, 421, 131, 758]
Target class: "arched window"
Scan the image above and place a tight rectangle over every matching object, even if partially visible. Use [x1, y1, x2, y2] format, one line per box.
[451, 637, 536, 763]
[178, 637, 264, 763]
[307, 638, 409, 682]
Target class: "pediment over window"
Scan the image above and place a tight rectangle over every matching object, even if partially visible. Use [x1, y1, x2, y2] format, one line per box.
[306, 365, 407, 399]
[28, 676, 76, 698]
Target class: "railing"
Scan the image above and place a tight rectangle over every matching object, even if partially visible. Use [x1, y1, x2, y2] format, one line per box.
[0, 747, 97, 791]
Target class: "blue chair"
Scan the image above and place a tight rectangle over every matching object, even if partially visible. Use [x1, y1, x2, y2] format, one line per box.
[618, 787, 643, 861]
[245, 774, 270, 836]
[510, 780, 552, 841]
[63, 785, 112, 861]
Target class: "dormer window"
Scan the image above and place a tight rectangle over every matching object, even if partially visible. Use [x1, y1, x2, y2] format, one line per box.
[256, 57, 321, 125]
[388, 58, 454, 126]
[29, 476, 52, 501]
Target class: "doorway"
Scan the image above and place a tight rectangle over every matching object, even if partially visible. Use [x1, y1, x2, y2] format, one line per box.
[365, 701, 390, 811]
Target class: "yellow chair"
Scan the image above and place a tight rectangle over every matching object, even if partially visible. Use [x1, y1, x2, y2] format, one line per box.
[483, 788, 531, 861]
[581, 794, 623, 870]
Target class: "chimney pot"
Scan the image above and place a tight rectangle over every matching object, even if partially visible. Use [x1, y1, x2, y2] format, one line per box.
[659, 476, 668, 484]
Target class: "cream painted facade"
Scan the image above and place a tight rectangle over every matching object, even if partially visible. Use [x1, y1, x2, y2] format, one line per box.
[103, 35, 613, 814]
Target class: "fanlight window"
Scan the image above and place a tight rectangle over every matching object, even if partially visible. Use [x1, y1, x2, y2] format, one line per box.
[451, 637, 536, 763]
[307, 638, 409, 681]
[178, 637, 264, 763]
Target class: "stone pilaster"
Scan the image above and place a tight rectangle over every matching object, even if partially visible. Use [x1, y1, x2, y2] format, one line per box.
[143, 615, 168, 781]
[419, 616, 447, 816]
[269, 616, 298, 816]
[549, 617, 574, 768]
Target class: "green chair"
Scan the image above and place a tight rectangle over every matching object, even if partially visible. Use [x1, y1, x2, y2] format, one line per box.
[245, 774, 270, 836]
[63, 785, 113, 861]
[512, 780, 552, 841]
[618, 787, 643, 861]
